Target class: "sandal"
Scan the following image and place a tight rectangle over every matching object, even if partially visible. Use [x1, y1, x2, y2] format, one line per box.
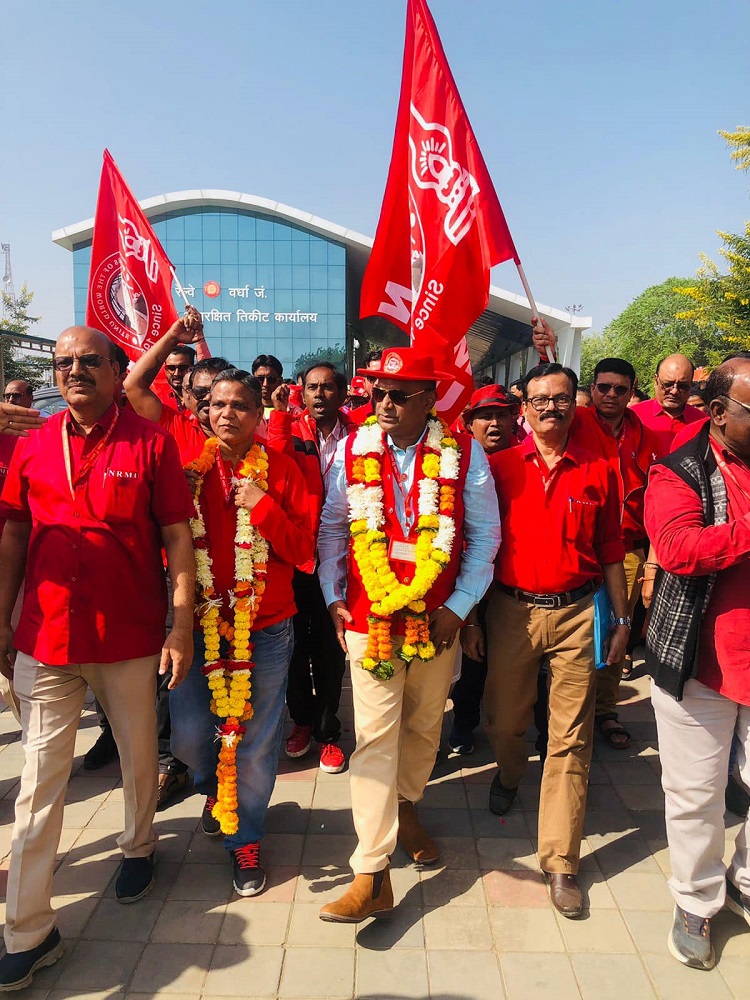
[621, 654, 633, 679]
[595, 712, 631, 749]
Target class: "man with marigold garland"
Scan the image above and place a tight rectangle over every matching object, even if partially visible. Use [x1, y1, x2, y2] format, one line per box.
[169, 368, 317, 897]
[317, 347, 501, 922]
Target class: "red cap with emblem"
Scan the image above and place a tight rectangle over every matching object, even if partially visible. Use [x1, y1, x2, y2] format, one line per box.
[357, 347, 450, 382]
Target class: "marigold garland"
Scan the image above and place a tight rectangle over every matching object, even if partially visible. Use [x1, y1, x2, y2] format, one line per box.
[187, 437, 269, 835]
[347, 415, 460, 680]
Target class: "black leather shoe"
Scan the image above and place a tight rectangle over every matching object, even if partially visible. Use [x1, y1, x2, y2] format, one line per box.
[488, 772, 518, 816]
[83, 729, 118, 770]
[0, 927, 64, 991]
[115, 854, 155, 903]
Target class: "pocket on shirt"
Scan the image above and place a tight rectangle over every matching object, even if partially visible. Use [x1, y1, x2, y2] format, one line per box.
[94, 476, 148, 524]
[564, 499, 598, 543]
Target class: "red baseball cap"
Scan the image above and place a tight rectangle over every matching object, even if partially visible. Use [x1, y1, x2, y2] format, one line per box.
[464, 384, 515, 417]
[357, 347, 450, 382]
[349, 376, 368, 397]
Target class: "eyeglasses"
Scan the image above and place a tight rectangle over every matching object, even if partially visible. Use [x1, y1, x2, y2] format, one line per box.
[188, 386, 211, 401]
[165, 363, 191, 374]
[526, 393, 574, 411]
[725, 394, 750, 414]
[2, 391, 28, 402]
[255, 373, 281, 384]
[371, 387, 428, 406]
[657, 377, 692, 393]
[52, 354, 113, 372]
[594, 382, 630, 397]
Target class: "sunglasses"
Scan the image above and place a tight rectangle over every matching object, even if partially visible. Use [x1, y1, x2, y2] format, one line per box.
[165, 363, 191, 374]
[657, 377, 692, 393]
[189, 386, 211, 401]
[52, 354, 113, 372]
[255, 374, 281, 384]
[371, 387, 427, 406]
[594, 382, 630, 397]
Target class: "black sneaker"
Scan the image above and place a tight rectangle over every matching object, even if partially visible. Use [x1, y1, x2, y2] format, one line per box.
[201, 796, 222, 836]
[448, 724, 475, 755]
[0, 927, 64, 991]
[725, 875, 750, 927]
[232, 842, 266, 896]
[83, 729, 118, 770]
[115, 853, 155, 904]
[488, 772, 518, 816]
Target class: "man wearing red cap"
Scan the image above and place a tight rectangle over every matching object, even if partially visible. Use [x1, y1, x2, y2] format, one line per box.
[317, 347, 501, 922]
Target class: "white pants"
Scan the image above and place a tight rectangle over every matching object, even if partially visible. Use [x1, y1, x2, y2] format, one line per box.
[652, 678, 750, 918]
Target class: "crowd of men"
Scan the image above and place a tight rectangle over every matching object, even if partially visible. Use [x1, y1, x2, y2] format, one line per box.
[0, 308, 747, 988]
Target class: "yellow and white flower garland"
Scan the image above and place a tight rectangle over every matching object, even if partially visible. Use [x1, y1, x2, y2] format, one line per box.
[187, 438, 269, 835]
[346, 415, 460, 679]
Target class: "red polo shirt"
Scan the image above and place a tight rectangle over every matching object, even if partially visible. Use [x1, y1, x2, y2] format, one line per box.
[197, 446, 317, 630]
[490, 434, 625, 594]
[645, 442, 750, 704]
[632, 397, 705, 458]
[159, 404, 206, 465]
[0, 435, 19, 539]
[1, 404, 194, 666]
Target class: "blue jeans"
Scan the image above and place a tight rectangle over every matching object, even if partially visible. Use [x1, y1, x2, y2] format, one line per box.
[170, 619, 294, 850]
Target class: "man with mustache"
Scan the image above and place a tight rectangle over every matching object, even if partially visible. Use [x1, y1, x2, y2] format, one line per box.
[633, 354, 705, 458]
[483, 362, 629, 918]
[0, 327, 195, 990]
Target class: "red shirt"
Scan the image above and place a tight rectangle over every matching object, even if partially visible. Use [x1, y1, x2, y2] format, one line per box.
[0, 435, 19, 539]
[632, 397, 705, 458]
[671, 414, 708, 452]
[198, 446, 316, 630]
[159, 404, 206, 465]
[490, 434, 625, 593]
[645, 443, 750, 704]
[1, 404, 194, 666]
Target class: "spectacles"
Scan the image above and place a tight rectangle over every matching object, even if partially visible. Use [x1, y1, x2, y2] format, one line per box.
[165, 363, 191, 374]
[594, 382, 630, 397]
[526, 393, 574, 411]
[725, 394, 750, 414]
[2, 391, 28, 402]
[657, 377, 692, 393]
[255, 373, 280, 384]
[52, 354, 113, 372]
[188, 386, 211, 401]
[371, 387, 428, 406]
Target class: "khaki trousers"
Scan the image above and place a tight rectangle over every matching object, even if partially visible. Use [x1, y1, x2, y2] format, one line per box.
[595, 549, 645, 716]
[484, 589, 596, 874]
[5, 652, 159, 953]
[346, 630, 456, 874]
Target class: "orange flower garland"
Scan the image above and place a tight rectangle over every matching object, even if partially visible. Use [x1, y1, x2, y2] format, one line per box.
[187, 437, 269, 835]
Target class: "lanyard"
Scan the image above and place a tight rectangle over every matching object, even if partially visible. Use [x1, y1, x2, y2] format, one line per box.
[710, 438, 749, 498]
[216, 452, 235, 505]
[62, 407, 120, 499]
[386, 442, 422, 525]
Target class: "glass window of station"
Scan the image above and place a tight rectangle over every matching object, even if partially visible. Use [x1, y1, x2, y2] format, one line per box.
[72, 207, 347, 377]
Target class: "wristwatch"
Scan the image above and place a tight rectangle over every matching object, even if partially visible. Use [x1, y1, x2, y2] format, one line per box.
[614, 617, 632, 628]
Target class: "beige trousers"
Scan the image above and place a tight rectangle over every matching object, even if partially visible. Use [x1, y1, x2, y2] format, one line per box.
[346, 630, 456, 874]
[595, 549, 645, 716]
[484, 589, 596, 874]
[5, 651, 159, 953]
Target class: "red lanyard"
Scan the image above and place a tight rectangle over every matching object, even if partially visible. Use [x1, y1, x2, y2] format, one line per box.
[386, 442, 422, 524]
[216, 453, 236, 505]
[62, 407, 120, 498]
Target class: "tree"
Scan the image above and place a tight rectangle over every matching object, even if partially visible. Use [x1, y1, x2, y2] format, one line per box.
[293, 343, 346, 376]
[580, 278, 729, 388]
[1, 283, 51, 387]
[674, 128, 750, 350]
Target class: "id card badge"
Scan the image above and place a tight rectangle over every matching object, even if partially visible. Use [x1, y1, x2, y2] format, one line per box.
[388, 537, 417, 564]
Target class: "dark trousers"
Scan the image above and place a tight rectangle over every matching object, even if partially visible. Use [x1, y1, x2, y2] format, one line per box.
[286, 569, 346, 743]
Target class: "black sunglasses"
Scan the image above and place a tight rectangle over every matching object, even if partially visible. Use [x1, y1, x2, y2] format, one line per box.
[189, 386, 211, 401]
[52, 354, 113, 372]
[594, 382, 630, 397]
[165, 363, 191, 374]
[371, 387, 427, 406]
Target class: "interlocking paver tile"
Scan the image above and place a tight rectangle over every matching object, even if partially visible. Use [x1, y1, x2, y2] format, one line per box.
[129, 942, 213, 995]
[482, 869, 549, 908]
[54, 940, 144, 991]
[83, 897, 163, 941]
[150, 899, 226, 944]
[554, 907, 636, 953]
[427, 949, 505, 999]
[204, 945, 284, 997]
[489, 907, 564, 953]
[356, 947, 427, 998]
[499, 952, 580, 1000]
[278, 946, 354, 998]
[220, 899, 291, 945]
[424, 903, 493, 950]
[642, 953, 733, 999]
[570, 954, 657, 999]
[420, 866, 485, 906]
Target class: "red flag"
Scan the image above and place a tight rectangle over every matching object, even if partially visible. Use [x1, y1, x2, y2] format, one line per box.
[86, 149, 178, 362]
[360, 0, 519, 423]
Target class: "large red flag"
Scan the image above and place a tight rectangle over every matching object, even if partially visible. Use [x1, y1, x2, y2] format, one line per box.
[360, 0, 519, 422]
[86, 149, 179, 362]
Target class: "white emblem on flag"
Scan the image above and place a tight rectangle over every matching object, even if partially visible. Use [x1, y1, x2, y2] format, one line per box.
[118, 215, 160, 282]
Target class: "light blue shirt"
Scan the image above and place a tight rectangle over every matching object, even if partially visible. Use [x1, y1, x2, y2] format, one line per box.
[317, 429, 501, 622]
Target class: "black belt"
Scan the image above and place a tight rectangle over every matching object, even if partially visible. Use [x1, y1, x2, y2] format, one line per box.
[497, 580, 595, 609]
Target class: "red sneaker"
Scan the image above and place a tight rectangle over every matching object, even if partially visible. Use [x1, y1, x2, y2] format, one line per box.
[285, 724, 312, 759]
[319, 743, 346, 774]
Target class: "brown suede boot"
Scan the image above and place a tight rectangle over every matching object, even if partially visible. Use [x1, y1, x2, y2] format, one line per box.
[319, 867, 394, 923]
[397, 800, 439, 865]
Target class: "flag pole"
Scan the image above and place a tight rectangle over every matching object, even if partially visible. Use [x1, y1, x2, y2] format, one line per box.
[170, 267, 192, 310]
[515, 261, 554, 363]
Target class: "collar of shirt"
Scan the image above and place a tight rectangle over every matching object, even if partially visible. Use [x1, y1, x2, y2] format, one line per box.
[64, 401, 118, 437]
[317, 418, 345, 451]
[386, 425, 429, 472]
[519, 430, 585, 469]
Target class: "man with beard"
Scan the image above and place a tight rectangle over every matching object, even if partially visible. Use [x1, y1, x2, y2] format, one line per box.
[163, 344, 196, 411]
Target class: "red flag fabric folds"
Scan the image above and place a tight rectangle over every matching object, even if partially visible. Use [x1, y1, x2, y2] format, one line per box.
[360, 0, 519, 423]
[86, 149, 179, 363]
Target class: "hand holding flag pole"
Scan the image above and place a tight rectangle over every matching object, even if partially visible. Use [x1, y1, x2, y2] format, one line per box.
[515, 262, 555, 364]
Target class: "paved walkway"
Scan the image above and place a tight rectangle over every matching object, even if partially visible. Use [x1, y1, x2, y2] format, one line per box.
[1, 654, 749, 999]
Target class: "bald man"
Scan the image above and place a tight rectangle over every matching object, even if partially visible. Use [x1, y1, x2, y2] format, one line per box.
[2, 380, 34, 409]
[0, 327, 196, 990]
[632, 354, 705, 457]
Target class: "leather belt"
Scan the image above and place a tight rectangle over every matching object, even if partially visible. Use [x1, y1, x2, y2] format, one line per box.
[497, 580, 595, 610]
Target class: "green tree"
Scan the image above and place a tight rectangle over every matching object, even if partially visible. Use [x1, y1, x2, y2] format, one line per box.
[1, 283, 52, 387]
[580, 278, 729, 388]
[293, 343, 346, 376]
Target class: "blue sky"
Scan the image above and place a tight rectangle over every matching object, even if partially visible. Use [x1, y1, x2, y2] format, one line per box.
[2, 0, 748, 338]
